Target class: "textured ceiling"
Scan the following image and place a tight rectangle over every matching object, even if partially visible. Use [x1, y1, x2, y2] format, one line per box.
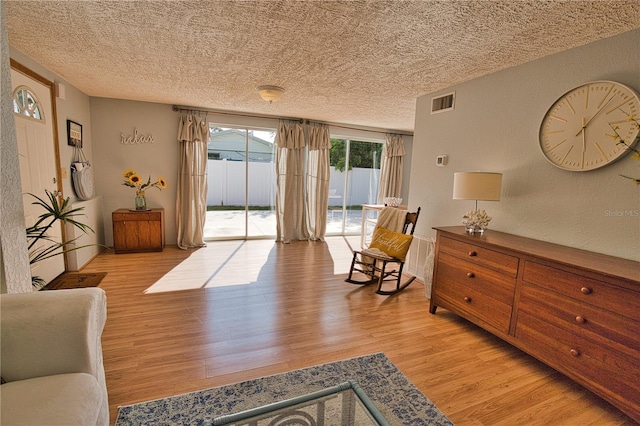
[5, 1, 640, 132]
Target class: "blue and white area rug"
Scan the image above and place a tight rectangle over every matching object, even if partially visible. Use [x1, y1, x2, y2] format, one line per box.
[115, 353, 452, 425]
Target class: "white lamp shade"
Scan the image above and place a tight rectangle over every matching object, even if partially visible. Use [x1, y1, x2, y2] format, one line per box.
[453, 172, 502, 201]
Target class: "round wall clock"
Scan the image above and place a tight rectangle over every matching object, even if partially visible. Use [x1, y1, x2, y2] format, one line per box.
[539, 80, 640, 171]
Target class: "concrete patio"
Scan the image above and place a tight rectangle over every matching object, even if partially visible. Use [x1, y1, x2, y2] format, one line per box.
[203, 208, 365, 239]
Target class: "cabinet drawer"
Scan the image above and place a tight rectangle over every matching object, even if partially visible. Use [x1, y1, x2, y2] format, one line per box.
[519, 282, 640, 356]
[515, 311, 640, 410]
[438, 236, 518, 277]
[112, 211, 162, 222]
[437, 252, 516, 306]
[522, 261, 640, 320]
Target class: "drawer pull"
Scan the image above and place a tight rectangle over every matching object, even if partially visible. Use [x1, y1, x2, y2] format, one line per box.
[467, 272, 475, 278]
[468, 251, 478, 257]
[575, 316, 585, 324]
[570, 349, 580, 357]
[580, 287, 592, 295]
[463, 296, 472, 303]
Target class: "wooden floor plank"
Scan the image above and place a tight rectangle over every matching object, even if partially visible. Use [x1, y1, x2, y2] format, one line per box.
[80, 239, 634, 425]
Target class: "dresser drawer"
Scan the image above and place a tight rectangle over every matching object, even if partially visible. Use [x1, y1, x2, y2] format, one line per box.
[522, 261, 640, 320]
[438, 236, 519, 277]
[437, 252, 516, 306]
[519, 282, 640, 356]
[433, 270, 513, 334]
[515, 311, 640, 411]
[433, 281, 512, 334]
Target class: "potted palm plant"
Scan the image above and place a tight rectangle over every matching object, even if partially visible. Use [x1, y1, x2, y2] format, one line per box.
[26, 190, 95, 288]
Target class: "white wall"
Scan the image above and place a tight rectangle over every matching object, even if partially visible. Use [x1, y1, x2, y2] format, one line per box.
[66, 197, 105, 271]
[90, 99, 179, 247]
[1, 4, 31, 293]
[409, 29, 640, 261]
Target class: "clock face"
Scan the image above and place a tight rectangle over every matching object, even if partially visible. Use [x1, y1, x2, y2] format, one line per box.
[539, 81, 640, 171]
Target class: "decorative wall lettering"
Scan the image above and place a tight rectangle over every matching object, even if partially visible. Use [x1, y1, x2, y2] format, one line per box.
[121, 128, 154, 145]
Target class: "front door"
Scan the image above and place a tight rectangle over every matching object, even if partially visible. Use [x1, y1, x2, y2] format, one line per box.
[11, 66, 64, 285]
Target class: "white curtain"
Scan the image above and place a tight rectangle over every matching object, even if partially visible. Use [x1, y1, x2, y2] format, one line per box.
[275, 120, 308, 243]
[176, 114, 208, 249]
[306, 123, 331, 241]
[377, 134, 405, 204]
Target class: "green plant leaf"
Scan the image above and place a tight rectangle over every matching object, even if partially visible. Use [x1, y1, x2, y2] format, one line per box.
[25, 189, 97, 288]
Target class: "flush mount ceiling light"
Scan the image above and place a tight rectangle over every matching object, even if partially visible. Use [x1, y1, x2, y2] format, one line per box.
[256, 85, 285, 103]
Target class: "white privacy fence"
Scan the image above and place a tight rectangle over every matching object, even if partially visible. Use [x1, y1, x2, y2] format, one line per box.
[206, 159, 380, 207]
[207, 159, 274, 206]
[328, 165, 380, 207]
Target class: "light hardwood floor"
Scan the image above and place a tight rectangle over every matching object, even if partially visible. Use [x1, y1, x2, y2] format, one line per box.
[81, 238, 636, 425]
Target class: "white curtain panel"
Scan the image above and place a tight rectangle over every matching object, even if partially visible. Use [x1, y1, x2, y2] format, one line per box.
[377, 134, 405, 204]
[306, 123, 332, 241]
[176, 114, 208, 249]
[275, 120, 308, 243]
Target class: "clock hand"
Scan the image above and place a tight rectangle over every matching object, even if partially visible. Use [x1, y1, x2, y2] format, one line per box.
[575, 116, 588, 138]
[575, 100, 607, 137]
[581, 117, 586, 169]
[581, 94, 616, 131]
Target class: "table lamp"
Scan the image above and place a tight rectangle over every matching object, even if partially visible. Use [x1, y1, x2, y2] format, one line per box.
[453, 172, 502, 233]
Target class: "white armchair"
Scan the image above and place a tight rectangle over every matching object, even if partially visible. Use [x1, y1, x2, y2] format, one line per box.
[1, 288, 109, 426]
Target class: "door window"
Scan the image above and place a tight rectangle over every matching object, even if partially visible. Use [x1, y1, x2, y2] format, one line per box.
[13, 86, 44, 120]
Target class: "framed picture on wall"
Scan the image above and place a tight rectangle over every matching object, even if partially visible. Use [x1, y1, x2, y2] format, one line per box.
[67, 120, 82, 147]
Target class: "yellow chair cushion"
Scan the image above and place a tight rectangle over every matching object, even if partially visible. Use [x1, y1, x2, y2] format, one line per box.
[368, 227, 413, 261]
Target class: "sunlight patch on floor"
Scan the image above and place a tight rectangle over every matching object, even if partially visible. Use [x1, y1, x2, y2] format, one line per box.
[325, 235, 359, 275]
[144, 240, 276, 293]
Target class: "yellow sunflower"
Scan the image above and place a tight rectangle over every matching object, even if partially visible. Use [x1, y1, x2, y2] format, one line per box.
[157, 177, 167, 189]
[123, 169, 136, 179]
[128, 174, 142, 186]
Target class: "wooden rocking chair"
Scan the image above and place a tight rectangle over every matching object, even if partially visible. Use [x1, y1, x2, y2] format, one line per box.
[346, 207, 421, 295]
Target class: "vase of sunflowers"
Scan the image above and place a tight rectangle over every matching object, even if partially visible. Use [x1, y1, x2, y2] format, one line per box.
[122, 169, 167, 210]
[134, 190, 147, 210]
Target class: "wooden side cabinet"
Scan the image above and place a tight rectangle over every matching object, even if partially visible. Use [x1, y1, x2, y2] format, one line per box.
[112, 208, 165, 254]
[430, 226, 640, 422]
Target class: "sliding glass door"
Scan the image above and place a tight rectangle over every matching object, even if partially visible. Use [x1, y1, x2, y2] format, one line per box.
[326, 138, 383, 235]
[204, 125, 277, 239]
[205, 127, 382, 239]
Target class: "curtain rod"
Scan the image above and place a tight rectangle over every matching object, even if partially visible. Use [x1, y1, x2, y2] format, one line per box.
[171, 105, 413, 137]
[172, 105, 302, 123]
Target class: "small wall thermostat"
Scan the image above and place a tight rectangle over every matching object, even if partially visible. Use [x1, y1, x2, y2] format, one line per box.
[436, 155, 448, 167]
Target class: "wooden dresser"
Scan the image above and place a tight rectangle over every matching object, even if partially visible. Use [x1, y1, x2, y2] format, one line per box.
[429, 226, 640, 422]
[112, 208, 165, 254]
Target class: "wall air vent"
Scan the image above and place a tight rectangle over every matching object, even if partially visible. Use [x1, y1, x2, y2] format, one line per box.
[431, 92, 455, 114]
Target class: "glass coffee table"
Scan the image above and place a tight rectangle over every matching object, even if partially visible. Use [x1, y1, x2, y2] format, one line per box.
[211, 381, 390, 425]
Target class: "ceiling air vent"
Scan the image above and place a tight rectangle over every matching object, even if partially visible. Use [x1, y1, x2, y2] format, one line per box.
[431, 92, 455, 114]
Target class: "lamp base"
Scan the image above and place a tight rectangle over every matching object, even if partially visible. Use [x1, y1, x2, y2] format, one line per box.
[465, 225, 486, 234]
[462, 209, 492, 234]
